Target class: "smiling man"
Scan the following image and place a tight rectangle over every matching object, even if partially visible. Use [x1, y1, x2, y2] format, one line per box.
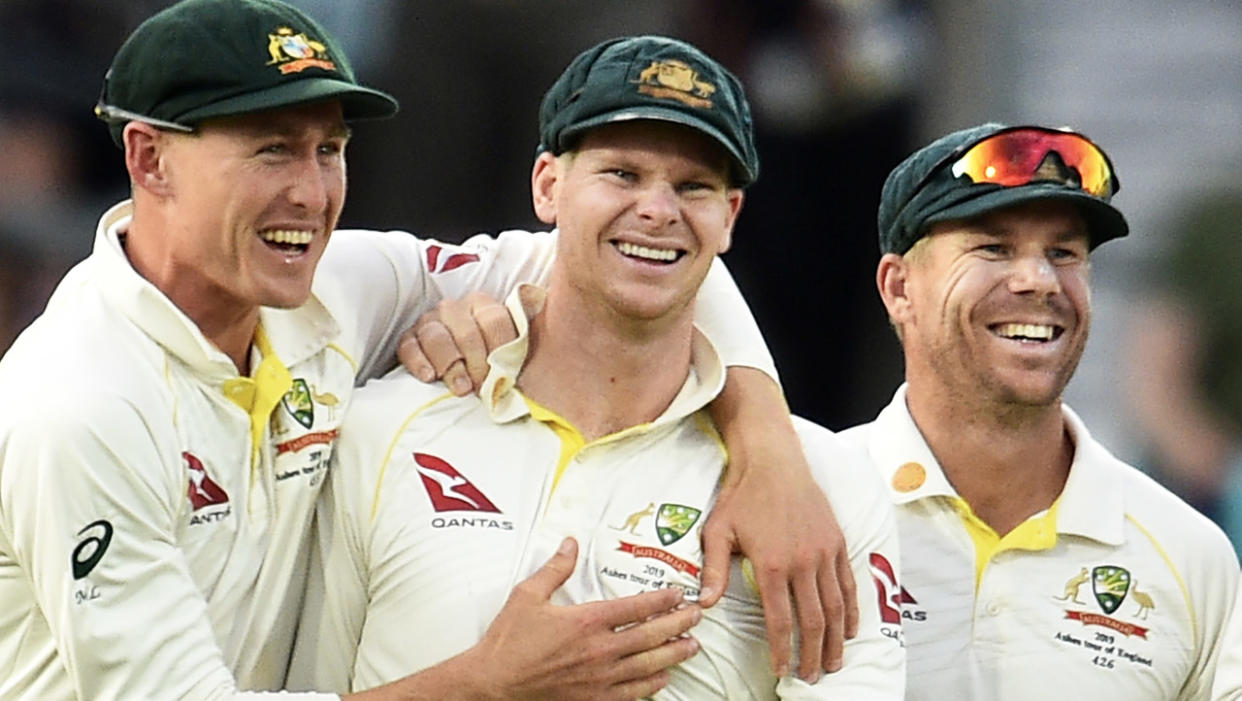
[288, 36, 903, 700]
[839, 123, 1239, 699]
[0, 2, 859, 699]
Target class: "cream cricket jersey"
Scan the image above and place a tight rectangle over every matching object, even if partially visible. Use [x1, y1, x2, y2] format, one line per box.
[839, 385, 1239, 701]
[288, 287, 904, 699]
[0, 203, 776, 699]
[1211, 587, 1242, 700]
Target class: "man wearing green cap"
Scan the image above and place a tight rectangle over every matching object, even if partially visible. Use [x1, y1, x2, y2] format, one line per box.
[0, 1, 857, 699]
[838, 123, 1239, 699]
[289, 35, 903, 699]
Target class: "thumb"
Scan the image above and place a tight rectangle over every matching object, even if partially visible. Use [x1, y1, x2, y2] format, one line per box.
[519, 537, 578, 601]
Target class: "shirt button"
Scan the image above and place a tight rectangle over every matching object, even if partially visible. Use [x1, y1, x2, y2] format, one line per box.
[986, 601, 1003, 616]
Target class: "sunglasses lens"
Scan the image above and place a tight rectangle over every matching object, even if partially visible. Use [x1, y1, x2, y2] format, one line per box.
[950, 129, 1116, 198]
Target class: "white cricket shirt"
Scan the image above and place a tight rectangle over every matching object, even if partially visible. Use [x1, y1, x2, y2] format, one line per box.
[0, 202, 775, 699]
[1211, 586, 1242, 700]
[839, 385, 1239, 700]
[289, 287, 905, 699]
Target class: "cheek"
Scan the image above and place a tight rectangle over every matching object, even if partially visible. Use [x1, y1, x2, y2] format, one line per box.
[1062, 271, 1092, 320]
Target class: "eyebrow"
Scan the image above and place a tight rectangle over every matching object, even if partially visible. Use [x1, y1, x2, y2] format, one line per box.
[231, 118, 351, 141]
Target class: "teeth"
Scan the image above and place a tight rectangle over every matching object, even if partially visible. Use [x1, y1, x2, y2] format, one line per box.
[617, 241, 678, 262]
[260, 229, 313, 245]
[997, 323, 1054, 340]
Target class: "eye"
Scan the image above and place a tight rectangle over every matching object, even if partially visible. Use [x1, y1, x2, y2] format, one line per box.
[318, 139, 346, 157]
[676, 180, 715, 195]
[257, 142, 288, 156]
[975, 243, 1007, 257]
[1048, 246, 1084, 263]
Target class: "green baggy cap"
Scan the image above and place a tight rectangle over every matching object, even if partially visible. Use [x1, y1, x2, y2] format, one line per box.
[877, 122, 1129, 254]
[538, 35, 759, 187]
[96, 0, 398, 147]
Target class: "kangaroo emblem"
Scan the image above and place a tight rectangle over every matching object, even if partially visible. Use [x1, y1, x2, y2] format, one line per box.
[312, 389, 340, 420]
[1055, 567, 1090, 604]
[1131, 580, 1155, 620]
[612, 502, 655, 535]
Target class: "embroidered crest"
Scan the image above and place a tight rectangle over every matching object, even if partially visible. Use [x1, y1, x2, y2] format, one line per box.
[655, 503, 701, 545]
[1091, 565, 1131, 614]
[634, 60, 716, 108]
[265, 26, 335, 74]
[281, 378, 314, 429]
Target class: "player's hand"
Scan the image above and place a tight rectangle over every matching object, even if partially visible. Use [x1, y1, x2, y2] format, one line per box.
[701, 368, 858, 683]
[468, 538, 701, 700]
[398, 291, 517, 396]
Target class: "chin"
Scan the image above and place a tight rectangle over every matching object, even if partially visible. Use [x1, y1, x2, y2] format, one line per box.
[992, 376, 1071, 408]
[261, 287, 315, 310]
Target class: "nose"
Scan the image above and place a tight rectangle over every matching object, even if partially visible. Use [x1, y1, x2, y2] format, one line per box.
[634, 182, 680, 227]
[1009, 253, 1061, 297]
[286, 154, 332, 212]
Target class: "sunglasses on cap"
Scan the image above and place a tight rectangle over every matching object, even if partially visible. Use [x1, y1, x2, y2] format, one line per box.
[934, 126, 1119, 199]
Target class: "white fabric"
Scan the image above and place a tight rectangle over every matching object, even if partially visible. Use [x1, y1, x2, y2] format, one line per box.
[288, 286, 905, 699]
[0, 202, 565, 699]
[1212, 587, 1242, 700]
[0, 202, 775, 699]
[839, 385, 1240, 701]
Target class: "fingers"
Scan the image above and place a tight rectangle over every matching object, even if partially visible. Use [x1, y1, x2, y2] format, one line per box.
[696, 517, 735, 607]
[512, 538, 578, 602]
[837, 549, 859, 640]
[611, 600, 701, 653]
[434, 298, 490, 392]
[792, 566, 826, 681]
[404, 314, 471, 397]
[752, 560, 795, 679]
[605, 669, 674, 701]
[396, 327, 436, 383]
[608, 635, 699, 699]
[595, 586, 686, 630]
[470, 295, 519, 358]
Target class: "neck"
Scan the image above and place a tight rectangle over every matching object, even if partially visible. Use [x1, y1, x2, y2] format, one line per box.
[517, 287, 695, 441]
[904, 378, 1074, 536]
[124, 209, 259, 374]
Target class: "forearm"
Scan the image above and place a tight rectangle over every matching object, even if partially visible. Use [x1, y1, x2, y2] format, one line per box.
[709, 366, 797, 485]
[344, 650, 494, 701]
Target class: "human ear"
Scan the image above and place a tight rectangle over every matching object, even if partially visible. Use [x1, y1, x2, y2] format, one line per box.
[530, 151, 561, 225]
[123, 123, 173, 197]
[876, 253, 915, 324]
[716, 189, 744, 254]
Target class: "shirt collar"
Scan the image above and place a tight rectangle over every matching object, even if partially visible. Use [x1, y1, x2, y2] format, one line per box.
[481, 284, 726, 426]
[868, 383, 1127, 545]
[92, 200, 341, 378]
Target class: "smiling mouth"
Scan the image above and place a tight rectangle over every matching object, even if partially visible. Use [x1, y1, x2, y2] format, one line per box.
[613, 240, 684, 264]
[990, 322, 1063, 342]
[260, 229, 313, 254]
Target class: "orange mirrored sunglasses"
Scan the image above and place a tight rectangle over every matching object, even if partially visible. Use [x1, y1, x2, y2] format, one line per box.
[940, 126, 1118, 199]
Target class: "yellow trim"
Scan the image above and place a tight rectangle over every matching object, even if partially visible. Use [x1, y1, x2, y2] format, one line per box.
[524, 397, 587, 497]
[1125, 513, 1197, 643]
[520, 396, 665, 505]
[220, 325, 293, 489]
[326, 342, 358, 375]
[952, 497, 1060, 591]
[370, 391, 458, 521]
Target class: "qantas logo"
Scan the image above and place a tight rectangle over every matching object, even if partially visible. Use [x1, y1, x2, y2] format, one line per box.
[184, 451, 229, 510]
[414, 452, 500, 512]
[869, 552, 905, 625]
[425, 245, 480, 273]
